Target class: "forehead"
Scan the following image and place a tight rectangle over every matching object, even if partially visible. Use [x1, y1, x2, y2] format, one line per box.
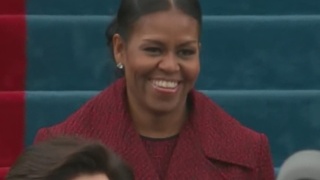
[130, 9, 199, 40]
[72, 173, 109, 180]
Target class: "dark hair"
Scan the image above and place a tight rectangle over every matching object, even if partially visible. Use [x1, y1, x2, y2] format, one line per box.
[6, 136, 134, 180]
[106, 0, 202, 61]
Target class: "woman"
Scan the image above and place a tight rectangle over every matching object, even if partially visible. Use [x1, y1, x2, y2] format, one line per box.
[34, 0, 275, 179]
[6, 136, 134, 180]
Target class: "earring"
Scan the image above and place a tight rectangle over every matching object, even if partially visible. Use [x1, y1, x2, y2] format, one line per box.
[116, 63, 123, 69]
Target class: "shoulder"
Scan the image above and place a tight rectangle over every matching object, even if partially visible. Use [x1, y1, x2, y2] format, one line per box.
[34, 79, 125, 144]
[34, 90, 104, 143]
[191, 90, 263, 141]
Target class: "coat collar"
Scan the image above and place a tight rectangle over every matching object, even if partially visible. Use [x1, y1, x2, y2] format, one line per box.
[188, 89, 258, 169]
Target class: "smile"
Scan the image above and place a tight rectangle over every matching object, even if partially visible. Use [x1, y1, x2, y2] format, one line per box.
[150, 79, 180, 94]
[152, 80, 178, 89]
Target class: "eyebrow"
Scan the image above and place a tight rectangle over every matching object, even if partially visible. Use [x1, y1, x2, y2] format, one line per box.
[142, 39, 198, 47]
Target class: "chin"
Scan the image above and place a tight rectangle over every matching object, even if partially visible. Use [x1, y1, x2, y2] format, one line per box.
[147, 101, 180, 114]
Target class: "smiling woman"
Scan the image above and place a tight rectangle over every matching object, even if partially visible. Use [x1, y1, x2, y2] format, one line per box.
[111, 8, 200, 136]
[33, 0, 275, 179]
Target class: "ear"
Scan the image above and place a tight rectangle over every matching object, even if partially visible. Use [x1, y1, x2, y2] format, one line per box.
[112, 34, 126, 65]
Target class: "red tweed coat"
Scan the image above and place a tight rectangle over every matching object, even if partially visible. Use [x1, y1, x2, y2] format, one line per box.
[35, 78, 275, 180]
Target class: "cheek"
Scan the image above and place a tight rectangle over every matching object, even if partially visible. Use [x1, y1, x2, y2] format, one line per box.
[122, 49, 142, 76]
[124, 49, 156, 76]
[183, 60, 200, 83]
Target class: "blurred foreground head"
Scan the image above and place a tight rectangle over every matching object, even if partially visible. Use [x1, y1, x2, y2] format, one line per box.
[277, 150, 320, 180]
[6, 136, 134, 180]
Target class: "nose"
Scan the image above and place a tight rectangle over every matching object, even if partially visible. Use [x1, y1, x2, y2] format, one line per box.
[158, 53, 180, 73]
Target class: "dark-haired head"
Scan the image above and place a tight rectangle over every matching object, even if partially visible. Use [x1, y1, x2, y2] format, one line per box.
[6, 136, 134, 180]
[106, 0, 202, 67]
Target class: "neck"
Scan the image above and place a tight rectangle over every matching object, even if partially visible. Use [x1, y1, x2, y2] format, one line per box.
[128, 98, 188, 139]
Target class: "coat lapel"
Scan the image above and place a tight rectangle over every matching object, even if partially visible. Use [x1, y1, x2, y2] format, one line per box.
[190, 90, 257, 169]
[94, 79, 160, 179]
[165, 121, 227, 180]
[165, 90, 258, 179]
[120, 123, 160, 180]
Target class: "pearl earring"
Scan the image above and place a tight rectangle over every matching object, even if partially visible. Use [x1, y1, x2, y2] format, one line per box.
[116, 63, 123, 69]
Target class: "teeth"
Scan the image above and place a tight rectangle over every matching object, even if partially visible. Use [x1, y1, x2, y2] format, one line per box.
[152, 80, 178, 89]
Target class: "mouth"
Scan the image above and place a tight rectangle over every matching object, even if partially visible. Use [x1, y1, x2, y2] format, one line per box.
[150, 79, 180, 94]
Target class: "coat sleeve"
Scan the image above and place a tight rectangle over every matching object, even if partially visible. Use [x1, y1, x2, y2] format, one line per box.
[258, 134, 276, 180]
[33, 123, 75, 144]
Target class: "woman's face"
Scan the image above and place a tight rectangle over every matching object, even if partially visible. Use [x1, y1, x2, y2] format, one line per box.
[114, 9, 200, 113]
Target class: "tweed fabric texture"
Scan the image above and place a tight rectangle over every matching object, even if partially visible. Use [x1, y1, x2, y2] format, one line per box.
[35, 78, 275, 180]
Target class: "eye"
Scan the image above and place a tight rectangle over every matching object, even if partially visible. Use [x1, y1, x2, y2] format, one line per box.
[144, 47, 162, 56]
[177, 49, 196, 58]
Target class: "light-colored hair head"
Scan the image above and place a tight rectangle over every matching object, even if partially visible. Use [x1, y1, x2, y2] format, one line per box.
[277, 150, 320, 180]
